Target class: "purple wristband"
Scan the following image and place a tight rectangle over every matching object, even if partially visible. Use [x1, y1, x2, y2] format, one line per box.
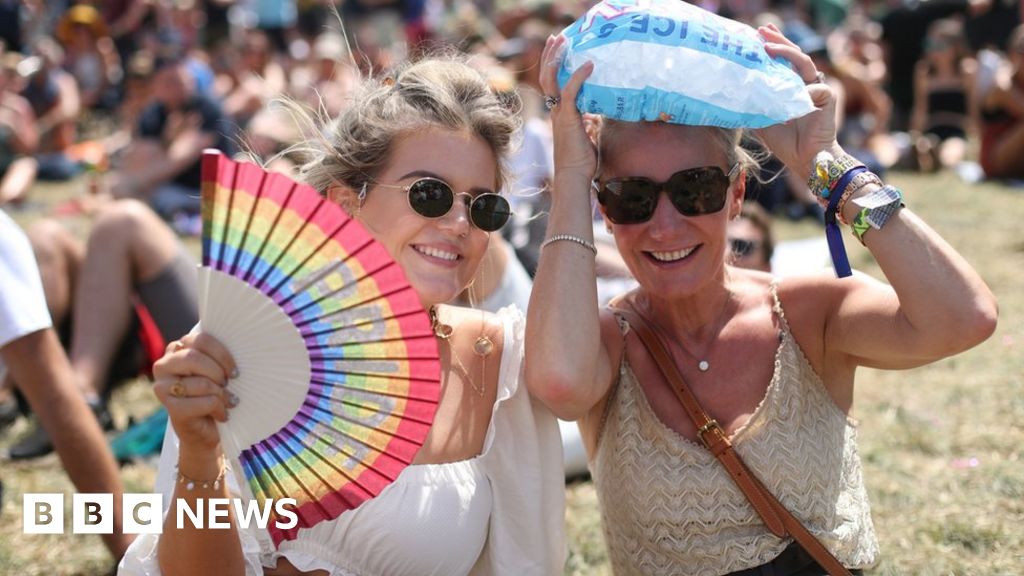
[824, 166, 867, 278]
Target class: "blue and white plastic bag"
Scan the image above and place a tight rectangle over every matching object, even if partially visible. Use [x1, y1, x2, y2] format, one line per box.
[557, 0, 815, 128]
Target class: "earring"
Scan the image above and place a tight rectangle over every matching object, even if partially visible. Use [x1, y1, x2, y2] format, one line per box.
[357, 182, 368, 206]
[354, 182, 368, 218]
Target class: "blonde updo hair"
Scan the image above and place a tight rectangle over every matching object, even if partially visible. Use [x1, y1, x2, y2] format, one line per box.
[295, 55, 522, 198]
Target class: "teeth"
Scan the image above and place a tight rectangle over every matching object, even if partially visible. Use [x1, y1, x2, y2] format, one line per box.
[416, 246, 459, 261]
[650, 247, 695, 262]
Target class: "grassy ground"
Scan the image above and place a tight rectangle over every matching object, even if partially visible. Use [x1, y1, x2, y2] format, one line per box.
[2, 170, 1022, 575]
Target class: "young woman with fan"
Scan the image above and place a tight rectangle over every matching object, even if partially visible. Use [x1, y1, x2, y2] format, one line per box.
[524, 25, 997, 575]
[119, 57, 566, 575]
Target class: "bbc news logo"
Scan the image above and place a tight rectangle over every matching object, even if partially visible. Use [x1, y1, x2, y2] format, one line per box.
[23, 494, 299, 534]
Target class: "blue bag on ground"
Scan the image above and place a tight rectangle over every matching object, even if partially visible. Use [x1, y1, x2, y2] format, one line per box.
[557, 0, 815, 128]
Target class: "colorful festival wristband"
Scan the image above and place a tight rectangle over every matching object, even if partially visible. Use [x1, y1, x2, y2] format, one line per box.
[824, 166, 867, 278]
[851, 185, 905, 244]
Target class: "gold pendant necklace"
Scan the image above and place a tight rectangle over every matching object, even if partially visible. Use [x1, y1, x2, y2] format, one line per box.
[429, 306, 493, 397]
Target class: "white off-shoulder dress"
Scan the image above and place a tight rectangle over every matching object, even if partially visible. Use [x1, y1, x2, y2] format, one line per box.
[119, 306, 566, 576]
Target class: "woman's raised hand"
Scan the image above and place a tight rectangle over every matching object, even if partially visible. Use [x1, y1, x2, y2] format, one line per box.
[539, 34, 598, 184]
[153, 332, 238, 455]
[753, 23, 840, 180]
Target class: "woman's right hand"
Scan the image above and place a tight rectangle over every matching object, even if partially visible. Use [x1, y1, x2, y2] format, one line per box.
[153, 332, 238, 456]
[539, 34, 598, 184]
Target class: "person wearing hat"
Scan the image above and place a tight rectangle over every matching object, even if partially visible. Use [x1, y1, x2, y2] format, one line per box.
[56, 4, 122, 110]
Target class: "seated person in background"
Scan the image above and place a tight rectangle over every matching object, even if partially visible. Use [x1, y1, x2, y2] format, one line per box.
[0, 51, 38, 205]
[911, 18, 976, 172]
[22, 37, 83, 181]
[979, 25, 1024, 180]
[828, 20, 901, 171]
[0, 208, 135, 561]
[291, 32, 359, 122]
[220, 29, 287, 129]
[55, 4, 122, 110]
[8, 200, 199, 459]
[728, 202, 775, 273]
[104, 55, 236, 221]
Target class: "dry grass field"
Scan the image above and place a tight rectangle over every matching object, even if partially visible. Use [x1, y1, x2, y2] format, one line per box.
[1, 169, 1022, 575]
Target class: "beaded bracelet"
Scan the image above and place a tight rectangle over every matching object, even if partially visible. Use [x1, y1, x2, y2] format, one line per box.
[835, 170, 883, 225]
[809, 151, 864, 202]
[176, 462, 227, 491]
[541, 234, 598, 256]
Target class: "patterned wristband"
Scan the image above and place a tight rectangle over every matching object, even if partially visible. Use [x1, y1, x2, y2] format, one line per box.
[809, 151, 864, 201]
[850, 185, 904, 243]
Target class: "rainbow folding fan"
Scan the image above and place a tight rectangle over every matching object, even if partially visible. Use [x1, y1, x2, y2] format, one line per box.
[198, 150, 442, 545]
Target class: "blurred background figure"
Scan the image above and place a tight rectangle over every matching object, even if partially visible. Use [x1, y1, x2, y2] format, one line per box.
[829, 15, 902, 172]
[220, 28, 287, 128]
[911, 18, 977, 172]
[55, 4, 122, 111]
[0, 51, 39, 205]
[104, 55, 235, 224]
[8, 200, 198, 460]
[979, 24, 1024, 180]
[0, 207, 135, 561]
[23, 37, 83, 182]
[728, 202, 775, 273]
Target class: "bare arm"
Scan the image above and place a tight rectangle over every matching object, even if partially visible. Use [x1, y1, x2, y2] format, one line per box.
[153, 333, 247, 576]
[3, 329, 133, 558]
[758, 27, 997, 369]
[822, 186, 997, 369]
[524, 36, 616, 421]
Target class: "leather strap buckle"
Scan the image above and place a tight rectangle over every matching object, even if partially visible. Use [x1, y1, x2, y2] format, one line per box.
[697, 419, 723, 449]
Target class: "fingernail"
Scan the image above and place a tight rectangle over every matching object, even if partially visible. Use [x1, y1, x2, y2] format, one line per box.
[228, 392, 240, 407]
[230, 367, 240, 379]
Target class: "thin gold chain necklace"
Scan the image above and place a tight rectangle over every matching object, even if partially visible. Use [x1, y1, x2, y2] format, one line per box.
[429, 306, 494, 396]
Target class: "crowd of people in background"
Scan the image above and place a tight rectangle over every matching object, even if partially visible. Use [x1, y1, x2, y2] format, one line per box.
[0, 0, 1019, 567]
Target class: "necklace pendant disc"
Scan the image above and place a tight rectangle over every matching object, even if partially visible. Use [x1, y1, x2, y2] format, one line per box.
[698, 360, 710, 372]
[474, 336, 494, 357]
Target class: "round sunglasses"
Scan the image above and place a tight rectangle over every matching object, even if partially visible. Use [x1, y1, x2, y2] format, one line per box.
[596, 164, 740, 225]
[375, 177, 511, 232]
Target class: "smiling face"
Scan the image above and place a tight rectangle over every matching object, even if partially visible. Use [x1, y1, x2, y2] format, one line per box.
[599, 122, 744, 299]
[343, 127, 498, 307]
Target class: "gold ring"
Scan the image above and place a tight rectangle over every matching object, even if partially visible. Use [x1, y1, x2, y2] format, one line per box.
[170, 381, 185, 398]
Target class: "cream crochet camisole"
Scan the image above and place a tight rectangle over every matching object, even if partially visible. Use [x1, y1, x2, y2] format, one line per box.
[592, 283, 879, 575]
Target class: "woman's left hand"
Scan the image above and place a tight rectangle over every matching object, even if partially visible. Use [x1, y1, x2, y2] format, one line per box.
[753, 23, 839, 180]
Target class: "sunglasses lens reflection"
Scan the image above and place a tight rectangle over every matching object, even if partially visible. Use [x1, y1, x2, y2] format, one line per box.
[406, 179, 510, 231]
[599, 167, 730, 224]
[408, 179, 453, 218]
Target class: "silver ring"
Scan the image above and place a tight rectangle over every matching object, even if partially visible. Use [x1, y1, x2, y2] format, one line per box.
[806, 71, 826, 85]
[544, 95, 561, 110]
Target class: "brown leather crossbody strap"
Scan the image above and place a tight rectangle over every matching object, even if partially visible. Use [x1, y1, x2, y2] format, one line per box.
[613, 303, 853, 576]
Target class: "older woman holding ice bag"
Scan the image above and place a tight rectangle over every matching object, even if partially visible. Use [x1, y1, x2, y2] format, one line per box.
[525, 0, 998, 574]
